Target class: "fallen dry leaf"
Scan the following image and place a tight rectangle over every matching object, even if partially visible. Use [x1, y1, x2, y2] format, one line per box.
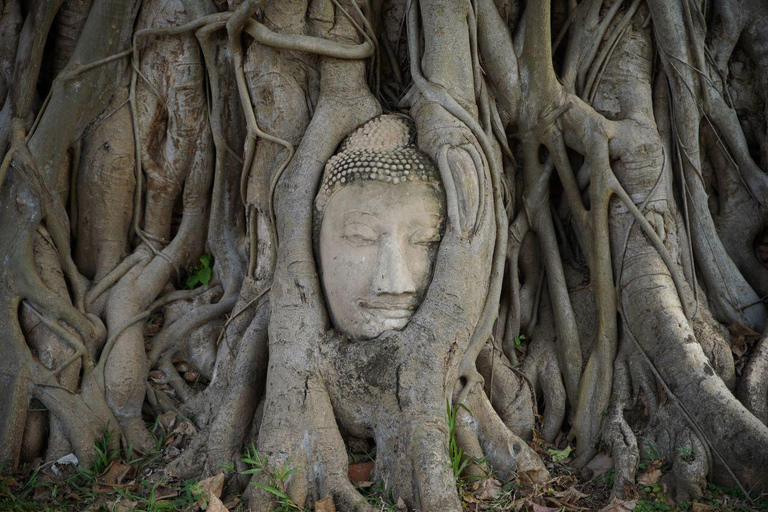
[397, 497, 407, 511]
[206, 493, 229, 512]
[636, 467, 662, 486]
[157, 411, 177, 433]
[223, 496, 240, 509]
[691, 503, 719, 512]
[623, 482, 639, 501]
[197, 472, 225, 508]
[32, 486, 50, 501]
[99, 461, 135, 486]
[348, 462, 374, 483]
[599, 496, 637, 511]
[154, 485, 178, 501]
[553, 486, 588, 503]
[729, 323, 761, 338]
[172, 419, 198, 437]
[184, 370, 201, 383]
[731, 333, 748, 357]
[148, 370, 167, 382]
[473, 478, 503, 500]
[529, 501, 560, 512]
[315, 496, 336, 512]
[112, 498, 139, 512]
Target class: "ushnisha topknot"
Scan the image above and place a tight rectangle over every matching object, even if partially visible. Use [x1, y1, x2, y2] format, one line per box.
[315, 114, 443, 213]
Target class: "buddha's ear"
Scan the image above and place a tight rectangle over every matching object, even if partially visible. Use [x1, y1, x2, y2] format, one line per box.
[437, 143, 483, 237]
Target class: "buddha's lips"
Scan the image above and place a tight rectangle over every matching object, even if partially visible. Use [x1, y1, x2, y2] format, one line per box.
[358, 300, 416, 318]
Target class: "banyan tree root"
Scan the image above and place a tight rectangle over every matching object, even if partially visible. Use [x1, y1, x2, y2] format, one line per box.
[4, 0, 768, 509]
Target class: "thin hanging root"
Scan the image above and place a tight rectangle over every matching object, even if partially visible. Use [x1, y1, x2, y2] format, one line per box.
[94, 285, 219, 383]
[25, 304, 92, 375]
[19, 267, 100, 346]
[214, 286, 270, 347]
[127, 11, 235, 260]
[159, 353, 196, 402]
[544, 128, 587, 230]
[610, 176, 691, 318]
[147, 293, 236, 367]
[227, 1, 293, 250]
[85, 251, 147, 309]
[122, 4, 374, 256]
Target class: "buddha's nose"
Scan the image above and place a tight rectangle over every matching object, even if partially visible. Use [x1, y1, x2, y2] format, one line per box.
[373, 236, 417, 296]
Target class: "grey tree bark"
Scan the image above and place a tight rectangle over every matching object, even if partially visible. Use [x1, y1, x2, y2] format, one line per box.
[1, 0, 768, 510]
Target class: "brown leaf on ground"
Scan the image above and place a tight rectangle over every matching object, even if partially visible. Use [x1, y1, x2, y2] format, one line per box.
[529, 501, 560, 512]
[729, 323, 761, 338]
[32, 485, 50, 501]
[111, 498, 139, 512]
[148, 370, 167, 383]
[729, 323, 761, 357]
[691, 503, 719, 512]
[196, 472, 225, 508]
[223, 496, 240, 509]
[206, 493, 229, 512]
[157, 411, 177, 433]
[397, 497, 407, 511]
[732, 336, 748, 357]
[348, 462, 374, 483]
[315, 496, 336, 512]
[554, 486, 588, 503]
[636, 466, 662, 486]
[154, 485, 178, 501]
[99, 461, 135, 486]
[518, 467, 551, 487]
[172, 419, 198, 438]
[599, 496, 637, 511]
[473, 478, 503, 500]
[623, 482, 639, 501]
[184, 370, 201, 383]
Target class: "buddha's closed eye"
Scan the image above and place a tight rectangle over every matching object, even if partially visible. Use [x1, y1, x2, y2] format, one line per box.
[410, 227, 442, 245]
[341, 222, 378, 245]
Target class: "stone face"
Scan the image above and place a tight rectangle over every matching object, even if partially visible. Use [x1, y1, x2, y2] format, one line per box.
[318, 180, 444, 340]
[315, 115, 445, 340]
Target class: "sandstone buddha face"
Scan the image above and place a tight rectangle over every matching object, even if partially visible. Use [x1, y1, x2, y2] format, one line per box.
[319, 180, 444, 340]
[315, 115, 445, 340]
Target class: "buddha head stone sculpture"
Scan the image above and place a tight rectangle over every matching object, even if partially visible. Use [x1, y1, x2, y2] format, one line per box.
[315, 115, 446, 340]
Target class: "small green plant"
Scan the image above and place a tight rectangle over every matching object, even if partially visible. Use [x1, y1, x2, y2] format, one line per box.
[640, 437, 662, 465]
[93, 430, 119, 474]
[446, 399, 473, 482]
[546, 445, 573, 463]
[677, 445, 695, 463]
[150, 417, 167, 453]
[636, 481, 671, 512]
[186, 254, 213, 289]
[216, 461, 235, 472]
[360, 480, 399, 511]
[514, 334, 526, 349]
[596, 468, 615, 488]
[242, 444, 301, 511]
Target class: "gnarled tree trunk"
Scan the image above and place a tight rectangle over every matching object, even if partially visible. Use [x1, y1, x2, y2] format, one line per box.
[2, 0, 768, 510]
